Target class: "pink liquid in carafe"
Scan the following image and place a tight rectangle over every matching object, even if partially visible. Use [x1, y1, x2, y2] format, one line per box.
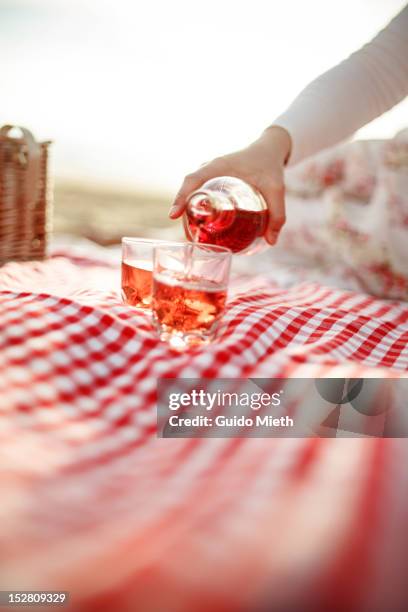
[183, 177, 268, 254]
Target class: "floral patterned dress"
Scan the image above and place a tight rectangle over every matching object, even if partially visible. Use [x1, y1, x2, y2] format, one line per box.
[277, 129, 408, 300]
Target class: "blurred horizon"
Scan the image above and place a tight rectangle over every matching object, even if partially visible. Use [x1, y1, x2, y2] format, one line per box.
[1, 0, 407, 195]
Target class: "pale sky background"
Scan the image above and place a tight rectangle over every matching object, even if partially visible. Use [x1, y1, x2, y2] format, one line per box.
[1, 0, 407, 193]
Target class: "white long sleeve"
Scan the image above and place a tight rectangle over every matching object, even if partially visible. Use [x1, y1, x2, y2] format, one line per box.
[273, 4, 408, 166]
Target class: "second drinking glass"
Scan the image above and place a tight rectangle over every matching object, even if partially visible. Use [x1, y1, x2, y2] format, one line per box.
[122, 237, 176, 309]
[152, 243, 232, 349]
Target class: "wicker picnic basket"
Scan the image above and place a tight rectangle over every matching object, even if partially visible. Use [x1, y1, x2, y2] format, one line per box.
[0, 125, 52, 266]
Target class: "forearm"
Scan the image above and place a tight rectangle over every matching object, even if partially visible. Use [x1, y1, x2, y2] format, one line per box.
[271, 5, 408, 165]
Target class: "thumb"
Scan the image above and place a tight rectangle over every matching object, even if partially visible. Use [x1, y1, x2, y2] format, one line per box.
[169, 166, 218, 219]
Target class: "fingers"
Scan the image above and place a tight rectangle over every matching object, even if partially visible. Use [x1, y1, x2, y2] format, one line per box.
[169, 164, 219, 219]
[258, 180, 286, 245]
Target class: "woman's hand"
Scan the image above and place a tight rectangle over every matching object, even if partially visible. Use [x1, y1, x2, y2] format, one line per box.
[169, 126, 292, 245]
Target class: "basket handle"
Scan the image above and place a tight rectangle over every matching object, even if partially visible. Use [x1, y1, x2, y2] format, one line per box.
[0, 125, 41, 207]
[0, 124, 36, 142]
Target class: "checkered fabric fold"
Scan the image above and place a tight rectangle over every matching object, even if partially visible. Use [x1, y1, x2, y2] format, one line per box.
[1, 248, 407, 611]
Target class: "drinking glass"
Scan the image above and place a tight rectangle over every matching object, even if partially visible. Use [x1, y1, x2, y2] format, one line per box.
[152, 243, 232, 349]
[121, 237, 179, 309]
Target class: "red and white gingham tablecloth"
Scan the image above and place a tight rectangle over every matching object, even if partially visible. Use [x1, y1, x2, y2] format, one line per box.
[0, 246, 407, 611]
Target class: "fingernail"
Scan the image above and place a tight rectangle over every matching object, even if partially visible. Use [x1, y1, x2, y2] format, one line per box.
[168, 205, 179, 218]
[265, 231, 277, 245]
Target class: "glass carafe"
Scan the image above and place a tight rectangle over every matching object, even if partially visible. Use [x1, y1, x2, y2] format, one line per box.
[183, 176, 269, 254]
